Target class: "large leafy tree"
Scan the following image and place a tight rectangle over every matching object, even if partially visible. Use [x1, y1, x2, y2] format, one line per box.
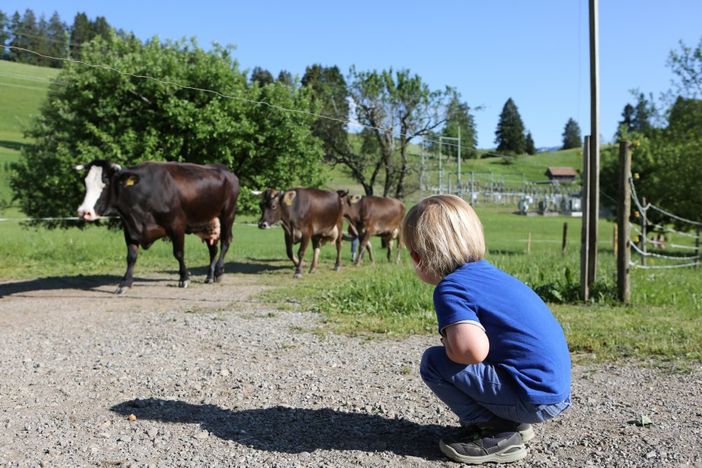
[495, 98, 526, 154]
[561, 118, 582, 149]
[11, 35, 323, 221]
[349, 67, 452, 198]
[601, 36, 702, 226]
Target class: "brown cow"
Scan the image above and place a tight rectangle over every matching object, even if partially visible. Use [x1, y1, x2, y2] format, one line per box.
[257, 188, 344, 278]
[338, 193, 405, 264]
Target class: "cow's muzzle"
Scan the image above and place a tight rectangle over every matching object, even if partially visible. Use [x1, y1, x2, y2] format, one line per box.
[258, 221, 270, 229]
[78, 209, 98, 221]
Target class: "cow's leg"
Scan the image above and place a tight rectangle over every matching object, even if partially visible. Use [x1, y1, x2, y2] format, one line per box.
[205, 242, 219, 284]
[395, 236, 403, 263]
[213, 213, 235, 282]
[284, 231, 299, 266]
[310, 237, 321, 274]
[334, 224, 342, 272]
[294, 235, 310, 278]
[384, 235, 393, 262]
[117, 240, 139, 295]
[170, 230, 190, 288]
[355, 232, 374, 265]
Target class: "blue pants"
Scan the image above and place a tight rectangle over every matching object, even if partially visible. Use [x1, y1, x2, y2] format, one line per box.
[420, 346, 570, 425]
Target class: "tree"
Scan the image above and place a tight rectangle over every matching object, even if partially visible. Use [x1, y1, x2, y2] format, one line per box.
[349, 67, 453, 198]
[9, 9, 39, 64]
[525, 131, 536, 155]
[277, 70, 294, 87]
[250, 66, 274, 86]
[561, 118, 581, 149]
[11, 35, 323, 222]
[69, 12, 91, 58]
[668, 36, 702, 98]
[495, 98, 526, 154]
[440, 92, 478, 160]
[601, 35, 702, 226]
[45, 12, 68, 66]
[0, 11, 10, 59]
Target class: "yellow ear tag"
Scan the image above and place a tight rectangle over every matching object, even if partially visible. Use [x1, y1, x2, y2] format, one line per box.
[283, 191, 296, 206]
[351, 195, 362, 204]
[123, 176, 137, 187]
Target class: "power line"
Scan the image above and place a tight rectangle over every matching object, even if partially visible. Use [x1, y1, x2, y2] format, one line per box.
[0, 44, 465, 150]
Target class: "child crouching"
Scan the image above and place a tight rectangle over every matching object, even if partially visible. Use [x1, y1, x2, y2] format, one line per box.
[402, 195, 571, 465]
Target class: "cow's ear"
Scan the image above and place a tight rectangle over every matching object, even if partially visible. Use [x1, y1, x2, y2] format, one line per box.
[282, 190, 296, 206]
[351, 195, 362, 204]
[118, 172, 140, 188]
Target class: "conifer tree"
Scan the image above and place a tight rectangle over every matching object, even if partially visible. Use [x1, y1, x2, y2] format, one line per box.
[495, 98, 526, 154]
[525, 131, 536, 155]
[561, 118, 582, 149]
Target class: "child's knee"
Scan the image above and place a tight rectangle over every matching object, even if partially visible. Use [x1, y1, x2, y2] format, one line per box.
[420, 346, 448, 382]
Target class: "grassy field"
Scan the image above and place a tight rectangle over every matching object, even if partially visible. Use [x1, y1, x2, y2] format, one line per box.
[1, 60, 700, 365]
[0, 61, 59, 206]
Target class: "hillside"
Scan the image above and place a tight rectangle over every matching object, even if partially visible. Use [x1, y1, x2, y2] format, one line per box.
[0, 60, 584, 208]
[0, 61, 59, 206]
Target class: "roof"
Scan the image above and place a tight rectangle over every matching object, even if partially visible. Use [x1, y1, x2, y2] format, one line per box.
[545, 167, 578, 178]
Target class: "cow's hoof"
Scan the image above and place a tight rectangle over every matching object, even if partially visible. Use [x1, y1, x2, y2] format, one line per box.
[334, 266, 341, 272]
[293, 272, 302, 279]
[115, 286, 130, 295]
[214, 274, 224, 283]
[178, 280, 190, 288]
[205, 277, 215, 284]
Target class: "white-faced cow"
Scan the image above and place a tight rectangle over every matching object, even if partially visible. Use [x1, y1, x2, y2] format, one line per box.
[338, 193, 405, 264]
[256, 188, 344, 278]
[76, 160, 240, 294]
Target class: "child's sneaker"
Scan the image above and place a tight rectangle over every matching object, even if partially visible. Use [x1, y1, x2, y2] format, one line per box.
[439, 426, 527, 464]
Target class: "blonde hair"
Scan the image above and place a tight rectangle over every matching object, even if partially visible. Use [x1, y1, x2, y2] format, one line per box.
[402, 194, 485, 279]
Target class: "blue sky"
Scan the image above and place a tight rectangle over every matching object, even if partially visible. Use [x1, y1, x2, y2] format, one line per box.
[4, 0, 702, 149]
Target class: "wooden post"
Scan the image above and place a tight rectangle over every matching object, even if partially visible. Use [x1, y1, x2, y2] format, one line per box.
[640, 197, 647, 266]
[562, 222, 568, 256]
[527, 232, 532, 254]
[617, 141, 631, 303]
[613, 223, 618, 257]
[580, 136, 591, 300]
[587, 0, 600, 289]
[695, 227, 700, 268]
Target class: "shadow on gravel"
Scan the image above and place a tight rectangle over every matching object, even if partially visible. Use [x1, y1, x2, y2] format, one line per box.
[0, 274, 160, 297]
[178, 260, 292, 277]
[111, 398, 448, 460]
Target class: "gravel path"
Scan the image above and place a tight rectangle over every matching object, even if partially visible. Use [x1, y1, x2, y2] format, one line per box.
[1, 272, 700, 467]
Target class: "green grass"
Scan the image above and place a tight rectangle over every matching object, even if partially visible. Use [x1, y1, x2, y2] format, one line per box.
[0, 61, 59, 208]
[1, 61, 700, 364]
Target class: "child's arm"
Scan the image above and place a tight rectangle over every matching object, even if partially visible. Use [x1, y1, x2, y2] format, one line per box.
[442, 322, 489, 365]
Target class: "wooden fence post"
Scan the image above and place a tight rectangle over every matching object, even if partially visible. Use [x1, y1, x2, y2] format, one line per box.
[617, 141, 631, 303]
[695, 227, 701, 269]
[613, 223, 618, 258]
[580, 136, 591, 300]
[562, 222, 568, 256]
[527, 232, 532, 254]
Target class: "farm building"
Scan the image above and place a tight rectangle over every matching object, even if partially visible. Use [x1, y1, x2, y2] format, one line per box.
[545, 166, 578, 183]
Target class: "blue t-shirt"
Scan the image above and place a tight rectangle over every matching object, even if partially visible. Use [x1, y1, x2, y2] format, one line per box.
[434, 260, 571, 405]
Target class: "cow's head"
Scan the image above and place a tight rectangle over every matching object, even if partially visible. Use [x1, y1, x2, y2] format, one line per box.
[338, 191, 363, 222]
[257, 188, 295, 229]
[75, 160, 122, 221]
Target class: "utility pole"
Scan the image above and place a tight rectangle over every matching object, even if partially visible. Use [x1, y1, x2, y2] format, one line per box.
[581, 0, 600, 299]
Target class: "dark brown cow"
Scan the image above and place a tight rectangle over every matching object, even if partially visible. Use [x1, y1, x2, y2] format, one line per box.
[257, 188, 344, 278]
[76, 160, 240, 294]
[338, 193, 405, 264]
